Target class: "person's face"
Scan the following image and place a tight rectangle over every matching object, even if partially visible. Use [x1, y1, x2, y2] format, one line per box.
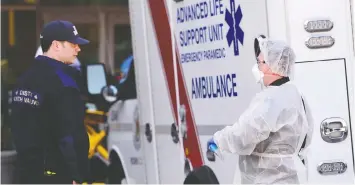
[257, 53, 283, 86]
[54, 41, 81, 64]
[256, 53, 275, 86]
[256, 53, 271, 74]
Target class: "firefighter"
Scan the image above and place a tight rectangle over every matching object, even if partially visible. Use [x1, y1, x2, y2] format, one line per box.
[11, 20, 90, 184]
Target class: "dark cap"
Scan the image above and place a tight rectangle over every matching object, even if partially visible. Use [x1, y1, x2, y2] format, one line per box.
[40, 20, 89, 45]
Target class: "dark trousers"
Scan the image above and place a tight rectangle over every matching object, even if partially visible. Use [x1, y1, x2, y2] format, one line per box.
[43, 173, 72, 184]
[16, 171, 71, 184]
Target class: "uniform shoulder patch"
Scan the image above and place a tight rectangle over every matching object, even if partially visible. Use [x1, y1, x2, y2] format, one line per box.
[12, 89, 42, 107]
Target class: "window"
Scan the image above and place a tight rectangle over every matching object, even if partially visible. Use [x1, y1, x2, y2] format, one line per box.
[112, 24, 136, 100]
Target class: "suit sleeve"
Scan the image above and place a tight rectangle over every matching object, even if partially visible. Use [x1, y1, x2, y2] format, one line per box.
[213, 97, 277, 155]
[52, 87, 83, 182]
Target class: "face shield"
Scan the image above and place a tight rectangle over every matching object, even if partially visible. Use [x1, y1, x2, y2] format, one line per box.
[254, 35, 267, 61]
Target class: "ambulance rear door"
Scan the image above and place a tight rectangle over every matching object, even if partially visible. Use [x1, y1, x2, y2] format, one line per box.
[282, 0, 355, 183]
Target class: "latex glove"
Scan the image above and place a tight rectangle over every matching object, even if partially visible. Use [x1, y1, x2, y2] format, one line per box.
[207, 138, 218, 152]
[207, 138, 223, 160]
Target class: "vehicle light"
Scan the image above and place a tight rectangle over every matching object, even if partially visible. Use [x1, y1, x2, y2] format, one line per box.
[305, 36, 335, 49]
[317, 162, 347, 175]
[304, 20, 333, 32]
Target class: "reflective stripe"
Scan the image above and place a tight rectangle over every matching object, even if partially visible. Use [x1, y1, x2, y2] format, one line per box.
[44, 170, 56, 176]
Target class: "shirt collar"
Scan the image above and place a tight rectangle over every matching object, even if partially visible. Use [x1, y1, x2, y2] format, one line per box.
[35, 55, 68, 69]
[269, 77, 290, 86]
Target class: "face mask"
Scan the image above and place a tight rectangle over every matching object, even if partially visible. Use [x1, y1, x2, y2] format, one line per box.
[251, 64, 264, 84]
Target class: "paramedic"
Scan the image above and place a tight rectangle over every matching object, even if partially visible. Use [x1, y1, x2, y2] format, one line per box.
[209, 37, 314, 184]
[10, 20, 90, 184]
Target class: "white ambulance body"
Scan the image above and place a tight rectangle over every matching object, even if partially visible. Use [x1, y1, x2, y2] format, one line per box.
[103, 0, 355, 184]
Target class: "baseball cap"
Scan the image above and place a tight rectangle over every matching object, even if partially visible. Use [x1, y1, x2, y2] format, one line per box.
[40, 20, 89, 45]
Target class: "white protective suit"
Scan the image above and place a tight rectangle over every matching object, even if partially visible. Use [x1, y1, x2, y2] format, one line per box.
[213, 39, 313, 184]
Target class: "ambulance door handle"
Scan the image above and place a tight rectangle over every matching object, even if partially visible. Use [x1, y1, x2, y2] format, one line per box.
[320, 117, 348, 143]
[324, 127, 347, 135]
[145, 123, 152, 143]
[171, 123, 179, 144]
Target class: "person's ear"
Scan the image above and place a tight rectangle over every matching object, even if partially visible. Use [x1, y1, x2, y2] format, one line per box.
[52, 41, 64, 51]
[51, 41, 58, 50]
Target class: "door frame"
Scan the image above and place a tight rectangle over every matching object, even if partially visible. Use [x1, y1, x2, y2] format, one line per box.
[107, 11, 130, 75]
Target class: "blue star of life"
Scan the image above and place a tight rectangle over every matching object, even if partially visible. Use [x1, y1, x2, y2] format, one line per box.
[225, 0, 244, 56]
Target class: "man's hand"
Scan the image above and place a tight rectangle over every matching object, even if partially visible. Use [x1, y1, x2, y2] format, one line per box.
[207, 137, 224, 160]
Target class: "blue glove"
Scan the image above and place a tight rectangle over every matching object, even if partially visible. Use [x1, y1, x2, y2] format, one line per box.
[207, 138, 224, 160]
[207, 138, 218, 153]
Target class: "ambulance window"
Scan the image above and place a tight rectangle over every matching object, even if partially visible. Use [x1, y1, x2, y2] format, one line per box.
[114, 25, 132, 71]
[113, 24, 136, 100]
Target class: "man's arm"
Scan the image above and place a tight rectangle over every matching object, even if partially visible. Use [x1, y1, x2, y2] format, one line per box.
[213, 97, 279, 155]
[10, 86, 46, 183]
[52, 87, 83, 183]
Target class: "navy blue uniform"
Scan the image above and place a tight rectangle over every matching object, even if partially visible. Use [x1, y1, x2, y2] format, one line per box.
[11, 55, 89, 184]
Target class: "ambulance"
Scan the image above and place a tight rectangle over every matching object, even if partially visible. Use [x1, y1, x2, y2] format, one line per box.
[85, 0, 355, 184]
